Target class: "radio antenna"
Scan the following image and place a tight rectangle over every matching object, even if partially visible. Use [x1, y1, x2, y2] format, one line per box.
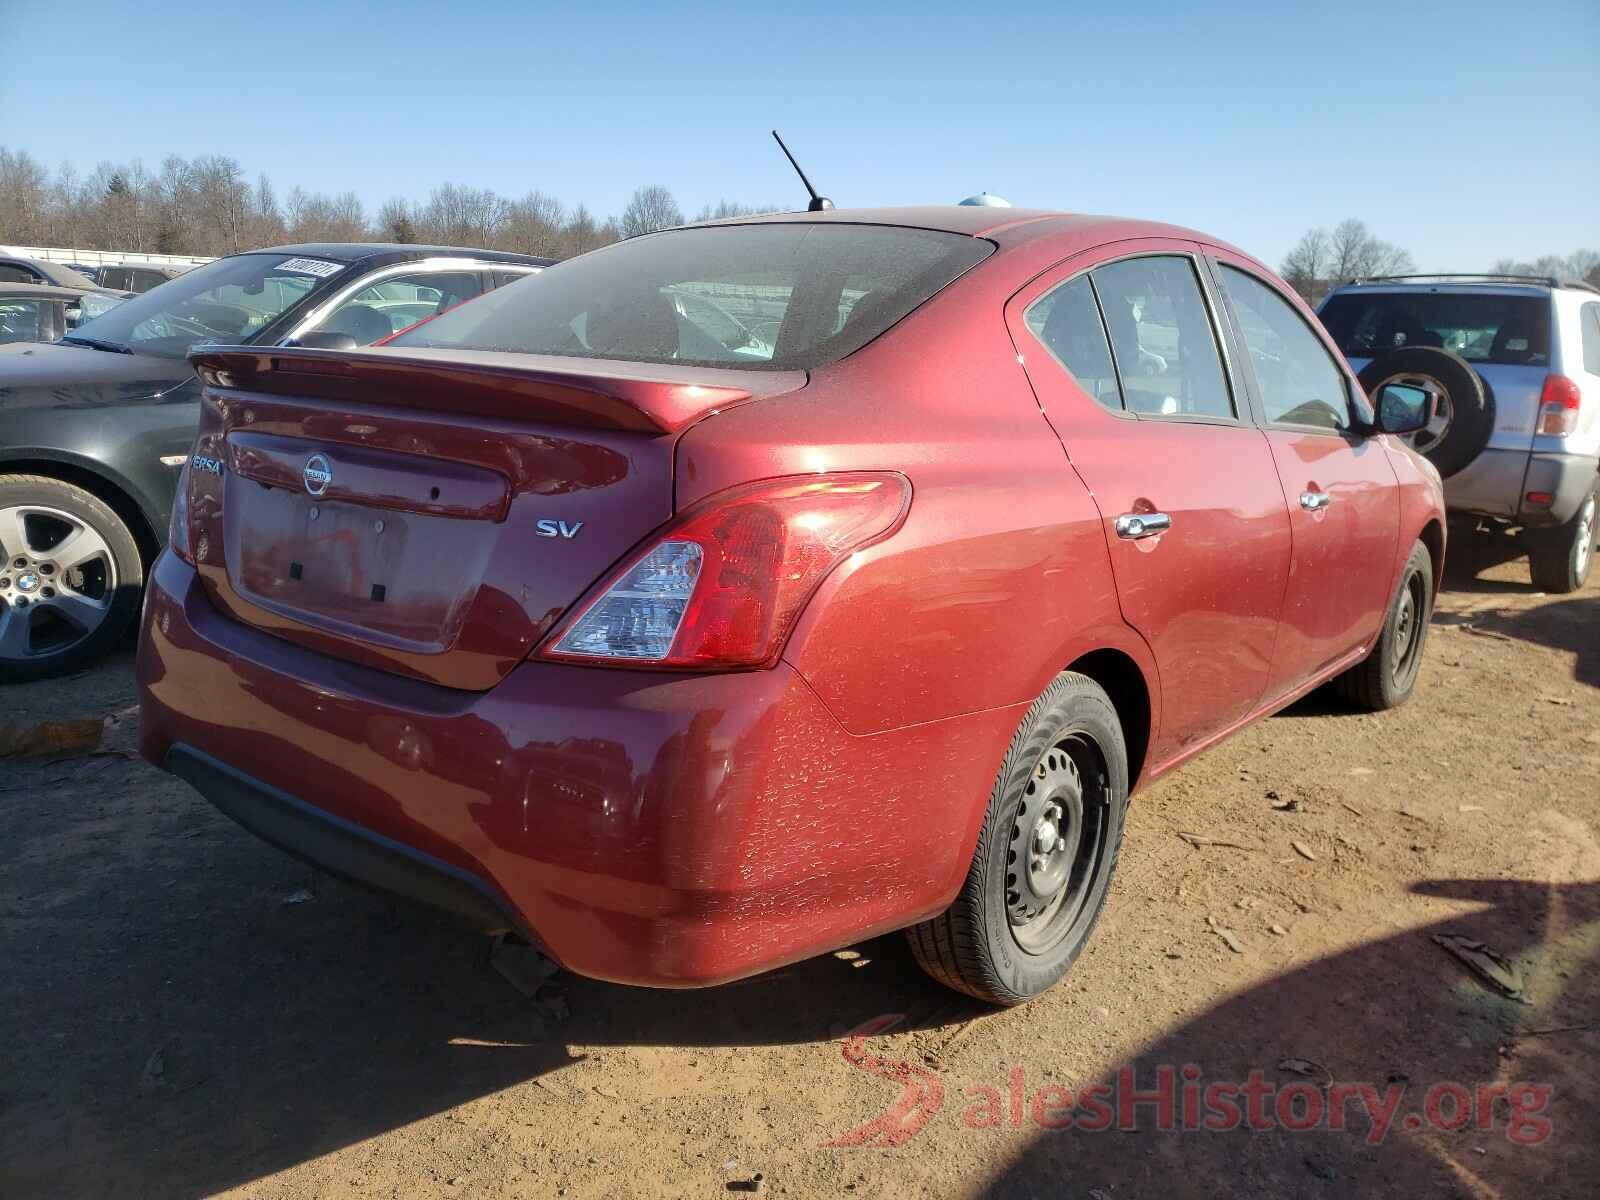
[771, 130, 834, 212]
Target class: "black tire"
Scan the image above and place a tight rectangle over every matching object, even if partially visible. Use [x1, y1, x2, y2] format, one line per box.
[1528, 486, 1596, 594]
[906, 672, 1128, 1005]
[0, 474, 144, 683]
[1333, 539, 1433, 711]
[1358, 348, 1493, 479]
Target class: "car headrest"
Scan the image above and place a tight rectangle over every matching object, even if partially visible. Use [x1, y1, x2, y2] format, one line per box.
[1042, 298, 1114, 381]
[1491, 319, 1533, 361]
[324, 304, 394, 346]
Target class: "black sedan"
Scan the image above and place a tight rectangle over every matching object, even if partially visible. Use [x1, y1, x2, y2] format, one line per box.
[0, 242, 550, 680]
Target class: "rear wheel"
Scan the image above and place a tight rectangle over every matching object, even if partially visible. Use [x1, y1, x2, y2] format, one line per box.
[906, 672, 1127, 1005]
[1528, 488, 1596, 594]
[1333, 539, 1433, 711]
[0, 475, 143, 682]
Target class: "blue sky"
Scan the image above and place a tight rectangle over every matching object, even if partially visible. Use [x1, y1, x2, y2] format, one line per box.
[3, 0, 1595, 270]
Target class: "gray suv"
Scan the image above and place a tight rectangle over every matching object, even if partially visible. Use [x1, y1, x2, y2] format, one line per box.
[1319, 275, 1600, 591]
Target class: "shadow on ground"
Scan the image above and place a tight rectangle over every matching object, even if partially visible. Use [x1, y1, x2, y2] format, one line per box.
[1432, 535, 1599, 686]
[981, 878, 1600, 1198]
[0, 755, 979, 1198]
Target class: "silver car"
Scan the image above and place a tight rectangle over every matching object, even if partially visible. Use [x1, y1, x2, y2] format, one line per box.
[1319, 274, 1600, 591]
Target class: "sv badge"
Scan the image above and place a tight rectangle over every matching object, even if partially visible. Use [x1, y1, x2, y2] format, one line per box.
[535, 519, 584, 539]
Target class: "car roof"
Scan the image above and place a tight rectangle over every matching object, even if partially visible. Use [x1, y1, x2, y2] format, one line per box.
[1326, 281, 1555, 299]
[246, 243, 553, 268]
[1328, 275, 1599, 298]
[0, 257, 99, 287]
[694, 205, 1247, 257]
[0, 282, 85, 301]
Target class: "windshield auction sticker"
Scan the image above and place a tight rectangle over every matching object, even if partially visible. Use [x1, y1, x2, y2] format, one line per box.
[276, 257, 343, 278]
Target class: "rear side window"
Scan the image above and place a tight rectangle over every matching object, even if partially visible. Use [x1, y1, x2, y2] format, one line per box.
[0, 298, 49, 344]
[1319, 291, 1551, 366]
[313, 270, 486, 346]
[1024, 276, 1123, 411]
[1218, 265, 1350, 430]
[388, 223, 993, 370]
[1091, 256, 1234, 418]
[1581, 302, 1600, 376]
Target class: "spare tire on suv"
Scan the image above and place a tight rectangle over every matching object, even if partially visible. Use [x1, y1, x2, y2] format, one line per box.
[1357, 347, 1495, 479]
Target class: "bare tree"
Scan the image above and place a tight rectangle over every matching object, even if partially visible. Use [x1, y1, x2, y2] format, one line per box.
[87, 163, 147, 250]
[1574, 250, 1600, 288]
[418, 182, 504, 246]
[502, 190, 565, 256]
[190, 155, 251, 253]
[249, 174, 285, 247]
[285, 188, 368, 242]
[0, 144, 732, 264]
[558, 203, 601, 257]
[1325, 218, 1414, 282]
[1491, 250, 1600, 285]
[0, 147, 51, 244]
[620, 185, 683, 238]
[691, 199, 782, 222]
[330, 192, 367, 241]
[1280, 219, 1415, 301]
[1280, 228, 1328, 302]
[377, 197, 416, 243]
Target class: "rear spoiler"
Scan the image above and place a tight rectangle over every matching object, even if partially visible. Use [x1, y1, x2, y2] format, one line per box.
[187, 346, 780, 435]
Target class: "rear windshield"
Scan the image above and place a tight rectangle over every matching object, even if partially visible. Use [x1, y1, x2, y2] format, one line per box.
[387, 223, 993, 370]
[1318, 291, 1550, 366]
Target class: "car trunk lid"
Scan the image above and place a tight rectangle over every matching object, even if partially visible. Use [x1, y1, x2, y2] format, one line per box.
[184, 346, 803, 690]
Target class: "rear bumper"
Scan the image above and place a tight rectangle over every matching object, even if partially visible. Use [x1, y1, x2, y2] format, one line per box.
[137, 552, 1011, 987]
[1442, 447, 1529, 519]
[1442, 448, 1598, 526]
[1518, 451, 1599, 528]
[166, 744, 524, 934]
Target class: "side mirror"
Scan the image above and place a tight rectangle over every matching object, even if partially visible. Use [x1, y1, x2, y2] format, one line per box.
[1374, 382, 1433, 435]
[286, 330, 358, 351]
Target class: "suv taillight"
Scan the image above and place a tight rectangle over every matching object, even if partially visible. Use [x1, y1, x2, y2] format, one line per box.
[1537, 374, 1582, 436]
[538, 472, 911, 670]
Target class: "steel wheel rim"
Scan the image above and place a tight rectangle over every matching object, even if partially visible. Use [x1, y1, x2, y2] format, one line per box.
[1575, 496, 1596, 579]
[0, 504, 118, 662]
[1006, 733, 1109, 954]
[1374, 371, 1452, 451]
[1391, 570, 1426, 683]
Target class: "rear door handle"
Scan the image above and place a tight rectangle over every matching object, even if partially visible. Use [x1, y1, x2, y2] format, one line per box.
[1300, 491, 1331, 511]
[1115, 512, 1173, 539]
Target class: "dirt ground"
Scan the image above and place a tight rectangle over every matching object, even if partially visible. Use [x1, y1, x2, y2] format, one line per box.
[2, 536, 1596, 1200]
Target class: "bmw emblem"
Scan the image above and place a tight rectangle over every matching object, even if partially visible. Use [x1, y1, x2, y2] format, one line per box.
[303, 454, 333, 497]
[16, 571, 39, 593]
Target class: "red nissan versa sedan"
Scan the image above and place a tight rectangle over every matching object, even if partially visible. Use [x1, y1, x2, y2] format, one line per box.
[137, 207, 1445, 1004]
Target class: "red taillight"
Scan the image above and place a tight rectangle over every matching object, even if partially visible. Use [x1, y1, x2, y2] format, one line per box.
[538, 472, 911, 670]
[168, 459, 195, 564]
[1537, 374, 1582, 436]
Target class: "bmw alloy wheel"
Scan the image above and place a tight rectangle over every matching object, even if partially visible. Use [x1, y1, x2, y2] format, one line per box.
[0, 504, 119, 664]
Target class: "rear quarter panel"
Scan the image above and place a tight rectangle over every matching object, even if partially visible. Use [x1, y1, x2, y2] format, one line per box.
[673, 255, 1154, 740]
